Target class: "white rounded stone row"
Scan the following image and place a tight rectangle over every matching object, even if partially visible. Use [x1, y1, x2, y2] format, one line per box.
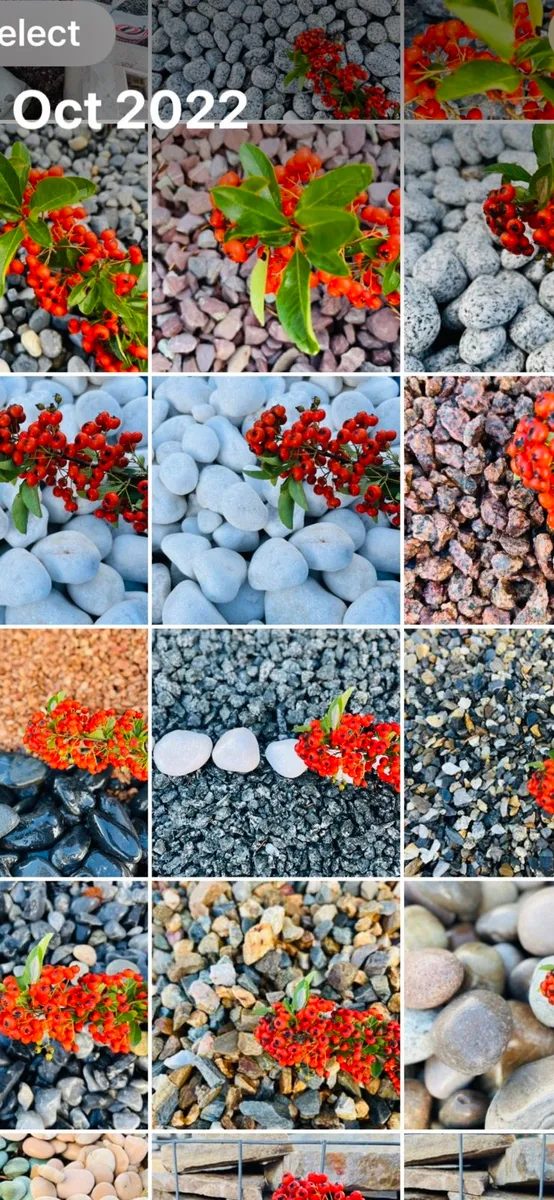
[153, 729, 308, 778]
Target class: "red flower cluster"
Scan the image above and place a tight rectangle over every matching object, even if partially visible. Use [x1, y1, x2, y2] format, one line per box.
[507, 392, 554, 530]
[23, 694, 148, 782]
[245, 400, 400, 524]
[257, 994, 400, 1092]
[0, 960, 146, 1055]
[289, 28, 400, 120]
[294, 690, 400, 791]
[528, 758, 554, 814]
[405, 3, 552, 120]
[0, 399, 147, 533]
[272, 1174, 364, 1200]
[540, 967, 554, 1003]
[6, 165, 147, 372]
[210, 153, 400, 312]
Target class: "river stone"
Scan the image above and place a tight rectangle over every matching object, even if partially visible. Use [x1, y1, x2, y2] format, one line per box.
[405, 1007, 440, 1065]
[455, 942, 506, 994]
[518, 888, 554, 955]
[412, 881, 482, 917]
[509, 957, 541, 1001]
[529, 958, 554, 1027]
[475, 903, 520, 943]
[405, 906, 448, 953]
[248, 538, 308, 591]
[404, 279, 441, 354]
[290, 524, 355, 571]
[211, 728, 260, 773]
[406, 948, 464, 1009]
[153, 730, 213, 776]
[265, 739, 308, 779]
[424, 1056, 474, 1100]
[485, 1055, 554, 1128]
[220, 482, 268, 531]
[432, 990, 513, 1074]
[405, 1079, 432, 1130]
[482, 999, 554, 1092]
[0, 548, 52, 605]
[193, 547, 247, 603]
[31, 532, 101, 583]
[458, 276, 520, 329]
[264, 579, 346, 625]
[438, 1089, 489, 1129]
[479, 881, 519, 911]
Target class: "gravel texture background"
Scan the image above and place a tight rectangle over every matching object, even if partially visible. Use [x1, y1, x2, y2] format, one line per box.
[152, 627, 400, 877]
[152, 0, 400, 122]
[404, 629, 554, 879]
[152, 122, 400, 374]
[403, 122, 554, 373]
[0, 880, 148, 1127]
[152, 878, 400, 1130]
[0, 125, 148, 375]
[405, 374, 554, 626]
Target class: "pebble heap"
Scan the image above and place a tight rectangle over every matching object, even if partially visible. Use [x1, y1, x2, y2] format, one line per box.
[404, 1133, 554, 1198]
[404, 628, 554, 878]
[152, 878, 400, 1130]
[405, 880, 554, 1131]
[0, 126, 148, 375]
[405, 374, 554, 625]
[152, 627, 400, 876]
[153, 374, 400, 626]
[152, 0, 400, 122]
[0, 1132, 147, 1200]
[403, 122, 554, 372]
[152, 124, 400, 374]
[0, 881, 148, 1127]
[0, 378, 147, 626]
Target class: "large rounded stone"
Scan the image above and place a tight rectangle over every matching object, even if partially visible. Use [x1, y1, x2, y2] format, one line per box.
[405, 905, 448, 953]
[412, 881, 482, 918]
[431, 990, 513, 1073]
[475, 903, 520, 943]
[482, 999, 554, 1092]
[518, 888, 554, 955]
[455, 942, 506, 994]
[211, 728, 260, 774]
[31, 530, 101, 584]
[405, 1007, 440, 1065]
[0, 548, 52, 604]
[248, 538, 308, 591]
[439, 1089, 489, 1129]
[264, 579, 346, 625]
[153, 730, 213, 776]
[485, 1055, 554, 1128]
[219, 482, 268, 531]
[290, 524, 355, 571]
[405, 948, 464, 1010]
[193, 548, 247, 603]
[265, 739, 308, 779]
[424, 1056, 474, 1100]
[404, 1079, 432, 1130]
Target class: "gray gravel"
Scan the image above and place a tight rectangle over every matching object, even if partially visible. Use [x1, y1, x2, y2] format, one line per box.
[152, 627, 400, 876]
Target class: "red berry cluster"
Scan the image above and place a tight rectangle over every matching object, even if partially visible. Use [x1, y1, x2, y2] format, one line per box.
[272, 1174, 364, 1200]
[5, 165, 147, 372]
[507, 392, 554, 530]
[0, 399, 147, 533]
[540, 968, 554, 1003]
[405, 4, 551, 120]
[0, 958, 146, 1055]
[256, 995, 400, 1092]
[24, 694, 148, 782]
[245, 400, 400, 524]
[483, 183, 535, 256]
[290, 28, 400, 120]
[210, 154, 400, 312]
[295, 710, 400, 791]
[528, 758, 554, 814]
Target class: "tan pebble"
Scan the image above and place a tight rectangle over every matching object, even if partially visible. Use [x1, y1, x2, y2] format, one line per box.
[58, 1170, 96, 1199]
[75, 1136, 102, 1146]
[86, 1150, 116, 1174]
[30, 1181, 56, 1199]
[104, 1136, 125, 1148]
[114, 1173, 142, 1200]
[73, 945, 97, 966]
[63, 1148, 85, 1163]
[121, 1140, 147, 1166]
[23, 1140, 55, 1160]
[89, 1170, 114, 1185]
[92, 1186, 117, 1200]
[48, 1163, 65, 1172]
[6, 1135, 26, 1141]
[65, 1194, 96, 1200]
[38, 1169, 65, 1185]
[51, 1141, 70, 1155]
[109, 1149, 129, 1176]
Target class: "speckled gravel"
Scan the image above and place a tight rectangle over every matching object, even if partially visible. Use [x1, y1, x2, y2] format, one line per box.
[405, 374, 554, 626]
[152, 627, 400, 877]
[152, 122, 400, 374]
[152, 877, 400, 1130]
[404, 629, 554, 879]
[0, 125, 148, 375]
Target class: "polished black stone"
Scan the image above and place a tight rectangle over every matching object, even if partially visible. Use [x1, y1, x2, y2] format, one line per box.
[86, 811, 141, 866]
[13, 858, 61, 877]
[0, 753, 47, 792]
[1, 801, 64, 851]
[81, 849, 132, 877]
[52, 775, 97, 817]
[98, 793, 139, 835]
[50, 827, 91, 873]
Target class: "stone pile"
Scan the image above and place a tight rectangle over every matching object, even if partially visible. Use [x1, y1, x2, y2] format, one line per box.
[404, 1134, 554, 1200]
[0, 1132, 147, 1200]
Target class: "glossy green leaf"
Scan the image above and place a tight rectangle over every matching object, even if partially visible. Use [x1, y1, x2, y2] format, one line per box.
[278, 479, 295, 530]
[533, 122, 554, 166]
[20, 482, 42, 518]
[437, 58, 520, 100]
[302, 241, 349, 276]
[322, 687, 354, 734]
[211, 184, 290, 238]
[0, 225, 24, 297]
[25, 217, 53, 248]
[515, 35, 544, 59]
[239, 143, 282, 209]
[79, 281, 100, 316]
[0, 153, 22, 208]
[381, 262, 400, 295]
[357, 235, 387, 260]
[536, 74, 554, 105]
[29, 177, 78, 214]
[243, 468, 273, 480]
[531, 162, 553, 206]
[288, 477, 309, 511]
[527, 0, 543, 27]
[9, 142, 30, 191]
[11, 490, 28, 535]
[17, 934, 53, 991]
[446, 0, 515, 59]
[291, 971, 315, 1013]
[298, 205, 358, 245]
[482, 162, 532, 181]
[295, 164, 372, 215]
[68, 279, 90, 307]
[68, 177, 96, 203]
[275, 249, 320, 357]
[249, 252, 268, 325]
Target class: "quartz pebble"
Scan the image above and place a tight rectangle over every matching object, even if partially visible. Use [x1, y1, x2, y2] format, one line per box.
[265, 739, 308, 779]
[153, 730, 213, 776]
[211, 728, 260, 774]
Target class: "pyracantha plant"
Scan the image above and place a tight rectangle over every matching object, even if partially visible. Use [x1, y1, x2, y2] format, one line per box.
[507, 391, 554, 531]
[294, 688, 401, 791]
[24, 693, 148, 782]
[483, 125, 554, 266]
[272, 1176, 364, 1200]
[528, 751, 554, 813]
[285, 29, 400, 120]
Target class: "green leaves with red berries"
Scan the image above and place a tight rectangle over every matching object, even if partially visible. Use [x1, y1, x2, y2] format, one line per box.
[483, 122, 554, 207]
[434, 0, 554, 104]
[210, 144, 373, 355]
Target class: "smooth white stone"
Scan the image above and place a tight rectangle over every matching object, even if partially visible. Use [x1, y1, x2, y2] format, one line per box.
[265, 738, 308, 779]
[212, 727, 260, 773]
[153, 730, 213, 777]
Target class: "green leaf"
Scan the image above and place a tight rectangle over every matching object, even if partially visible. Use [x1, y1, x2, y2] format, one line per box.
[482, 162, 532, 182]
[302, 243, 349, 276]
[381, 262, 400, 296]
[20, 482, 42, 518]
[25, 217, 53, 249]
[515, 35, 545, 59]
[288, 477, 309, 511]
[0, 153, 22, 208]
[239, 144, 282, 209]
[249, 252, 268, 326]
[446, 0, 515, 59]
[533, 122, 554, 166]
[30, 178, 80, 215]
[47, 691, 66, 713]
[79, 281, 100, 317]
[436, 59, 521, 101]
[531, 162, 553, 206]
[243, 468, 274, 480]
[323, 687, 355, 734]
[251, 1002, 272, 1016]
[278, 479, 295, 531]
[9, 143, 30, 191]
[295, 164, 372, 216]
[68, 177, 96, 203]
[275, 249, 320, 357]
[68, 279, 90, 307]
[540, 963, 554, 970]
[527, 0, 543, 27]
[11, 491, 28, 535]
[211, 184, 291, 240]
[299, 205, 358, 243]
[17, 933, 53, 991]
[370, 1059, 384, 1078]
[536, 75, 554, 105]
[0, 225, 24, 297]
[291, 970, 316, 1013]
[283, 64, 307, 87]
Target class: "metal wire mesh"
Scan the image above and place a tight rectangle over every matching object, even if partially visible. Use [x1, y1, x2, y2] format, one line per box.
[152, 1135, 401, 1200]
[456, 1135, 550, 1200]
